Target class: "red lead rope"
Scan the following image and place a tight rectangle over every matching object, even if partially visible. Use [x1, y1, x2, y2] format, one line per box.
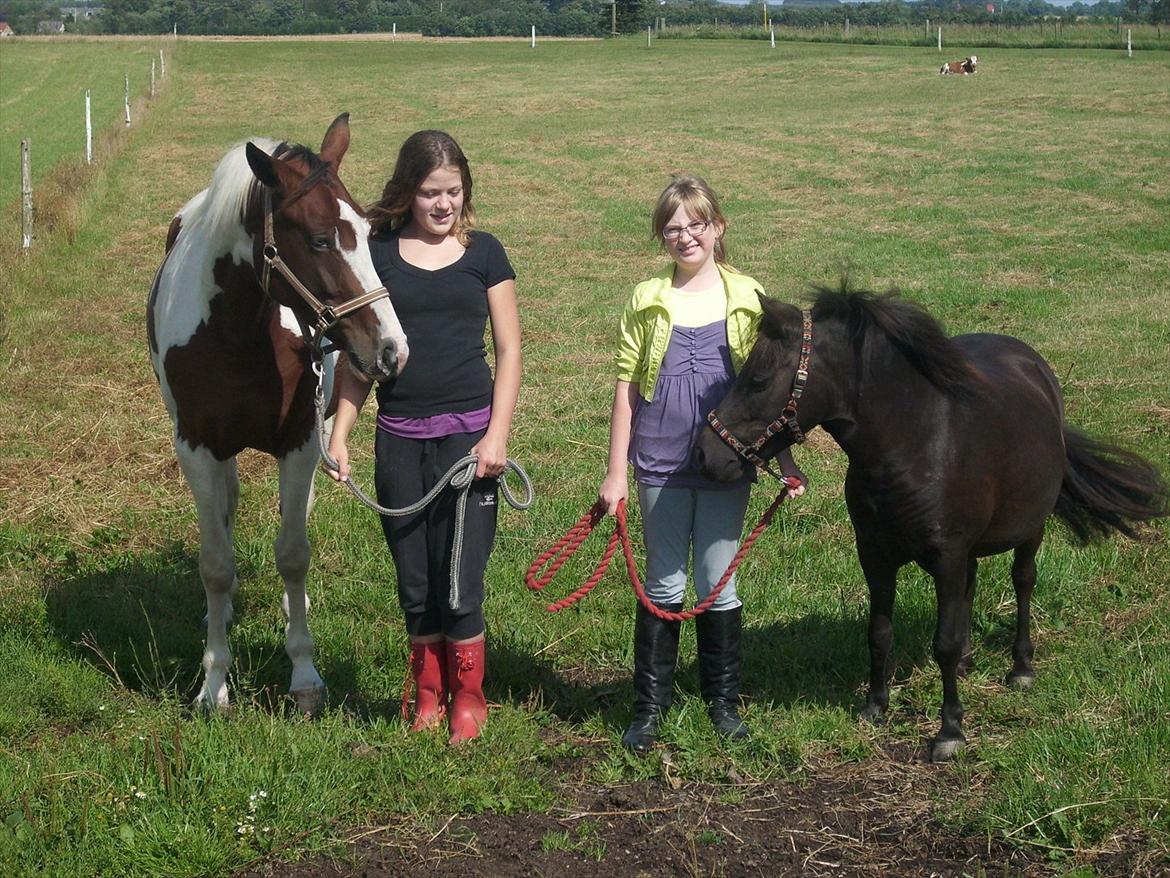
[525, 480, 798, 622]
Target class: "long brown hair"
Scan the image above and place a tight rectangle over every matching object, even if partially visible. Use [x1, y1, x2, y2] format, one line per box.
[367, 130, 476, 245]
[651, 174, 730, 267]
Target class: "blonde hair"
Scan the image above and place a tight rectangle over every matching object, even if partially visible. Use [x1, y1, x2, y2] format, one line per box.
[650, 174, 729, 266]
[367, 130, 476, 246]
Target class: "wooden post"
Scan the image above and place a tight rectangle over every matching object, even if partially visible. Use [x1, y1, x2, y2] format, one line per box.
[938, 26, 942, 51]
[159, 48, 165, 77]
[392, 22, 396, 38]
[647, 25, 651, 47]
[771, 26, 775, 48]
[21, 139, 33, 251]
[124, 74, 131, 127]
[151, 59, 156, 97]
[1128, 29, 1132, 57]
[531, 25, 535, 47]
[85, 90, 93, 164]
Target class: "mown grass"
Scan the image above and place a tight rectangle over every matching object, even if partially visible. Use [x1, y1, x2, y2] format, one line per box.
[0, 38, 170, 247]
[667, 22, 1170, 51]
[0, 35, 1167, 876]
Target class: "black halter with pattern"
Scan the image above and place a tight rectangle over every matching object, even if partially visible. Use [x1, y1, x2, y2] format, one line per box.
[707, 308, 813, 481]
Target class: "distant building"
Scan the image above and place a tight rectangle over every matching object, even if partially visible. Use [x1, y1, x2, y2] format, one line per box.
[0, 22, 15, 38]
[62, 6, 104, 20]
[37, 20, 66, 34]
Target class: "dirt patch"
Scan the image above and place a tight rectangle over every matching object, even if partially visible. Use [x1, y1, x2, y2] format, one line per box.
[236, 743, 1158, 878]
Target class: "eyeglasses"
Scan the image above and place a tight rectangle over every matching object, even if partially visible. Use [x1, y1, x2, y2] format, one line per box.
[661, 220, 710, 242]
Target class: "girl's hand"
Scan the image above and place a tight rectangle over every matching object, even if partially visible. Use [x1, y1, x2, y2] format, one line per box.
[598, 471, 629, 515]
[326, 437, 350, 482]
[781, 457, 807, 498]
[470, 433, 507, 479]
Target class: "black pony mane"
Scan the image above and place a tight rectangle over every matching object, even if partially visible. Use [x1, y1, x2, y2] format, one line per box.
[809, 281, 979, 400]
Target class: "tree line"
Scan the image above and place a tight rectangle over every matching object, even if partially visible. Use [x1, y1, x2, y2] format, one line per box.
[2, 0, 1165, 38]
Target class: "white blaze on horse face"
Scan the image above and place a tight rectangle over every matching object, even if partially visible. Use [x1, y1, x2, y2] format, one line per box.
[336, 199, 409, 372]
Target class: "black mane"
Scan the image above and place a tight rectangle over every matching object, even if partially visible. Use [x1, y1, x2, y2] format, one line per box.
[809, 281, 978, 399]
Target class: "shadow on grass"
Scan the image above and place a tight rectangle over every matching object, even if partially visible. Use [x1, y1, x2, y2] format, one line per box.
[40, 542, 282, 702]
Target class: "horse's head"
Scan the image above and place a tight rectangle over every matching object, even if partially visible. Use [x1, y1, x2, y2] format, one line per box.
[696, 295, 834, 482]
[245, 114, 407, 381]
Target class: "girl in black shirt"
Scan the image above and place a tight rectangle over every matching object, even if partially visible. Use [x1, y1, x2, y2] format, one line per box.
[328, 131, 521, 745]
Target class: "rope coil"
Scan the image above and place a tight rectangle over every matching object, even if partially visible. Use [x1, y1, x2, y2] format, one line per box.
[526, 481, 797, 622]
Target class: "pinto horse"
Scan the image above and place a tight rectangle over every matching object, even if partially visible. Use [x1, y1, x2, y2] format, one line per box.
[696, 287, 1167, 761]
[147, 114, 407, 714]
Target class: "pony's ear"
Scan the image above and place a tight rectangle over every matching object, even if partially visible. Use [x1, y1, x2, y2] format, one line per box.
[319, 113, 351, 169]
[246, 142, 282, 189]
[757, 293, 800, 339]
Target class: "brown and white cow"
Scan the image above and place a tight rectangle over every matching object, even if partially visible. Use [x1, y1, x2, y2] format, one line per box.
[939, 55, 978, 75]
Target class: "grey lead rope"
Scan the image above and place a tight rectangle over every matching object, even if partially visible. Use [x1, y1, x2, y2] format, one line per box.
[312, 360, 533, 611]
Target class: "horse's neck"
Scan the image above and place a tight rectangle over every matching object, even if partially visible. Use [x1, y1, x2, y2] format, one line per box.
[825, 331, 949, 471]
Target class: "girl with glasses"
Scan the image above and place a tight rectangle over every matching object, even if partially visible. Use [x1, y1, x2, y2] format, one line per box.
[597, 175, 805, 753]
[327, 131, 521, 745]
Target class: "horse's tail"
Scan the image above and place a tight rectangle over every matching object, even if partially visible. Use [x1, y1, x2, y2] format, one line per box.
[1054, 427, 1168, 544]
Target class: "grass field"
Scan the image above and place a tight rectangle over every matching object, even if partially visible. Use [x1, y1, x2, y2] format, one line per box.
[0, 35, 1168, 876]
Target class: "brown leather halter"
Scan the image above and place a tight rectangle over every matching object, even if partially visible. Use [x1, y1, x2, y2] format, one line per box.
[260, 187, 390, 342]
[707, 309, 813, 480]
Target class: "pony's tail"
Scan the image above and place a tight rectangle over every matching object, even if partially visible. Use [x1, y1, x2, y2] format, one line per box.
[1054, 427, 1169, 544]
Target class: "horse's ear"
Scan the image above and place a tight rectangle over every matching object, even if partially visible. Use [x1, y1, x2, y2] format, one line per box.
[319, 113, 351, 168]
[757, 293, 797, 339]
[246, 142, 282, 189]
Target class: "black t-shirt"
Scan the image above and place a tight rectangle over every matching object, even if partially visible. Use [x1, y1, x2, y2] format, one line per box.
[371, 229, 515, 418]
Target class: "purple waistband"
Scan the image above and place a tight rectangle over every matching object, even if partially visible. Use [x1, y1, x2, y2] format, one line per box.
[377, 405, 492, 439]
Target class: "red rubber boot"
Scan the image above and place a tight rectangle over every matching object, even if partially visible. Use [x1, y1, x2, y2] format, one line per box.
[408, 639, 448, 732]
[447, 637, 488, 745]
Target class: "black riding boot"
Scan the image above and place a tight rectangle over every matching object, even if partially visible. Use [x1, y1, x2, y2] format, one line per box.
[621, 601, 682, 754]
[696, 606, 749, 740]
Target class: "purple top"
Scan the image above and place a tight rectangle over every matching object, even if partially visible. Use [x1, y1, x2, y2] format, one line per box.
[630, 321, 753, 490]
[377, 404, 492, 440]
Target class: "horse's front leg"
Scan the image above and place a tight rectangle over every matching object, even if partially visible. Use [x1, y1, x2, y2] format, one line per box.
[1006, 533, 1042, 689]
[277, 438, 327, 716]
[856, 539, 900, 723]
[177, 441, 239, 713]
[929, 554, 972, 761]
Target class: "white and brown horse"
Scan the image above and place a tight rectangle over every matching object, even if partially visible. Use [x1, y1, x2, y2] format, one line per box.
[147, 114, 407, 713]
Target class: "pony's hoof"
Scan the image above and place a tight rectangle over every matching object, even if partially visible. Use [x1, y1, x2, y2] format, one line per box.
[1006, 672, 1035, 691]
[858, 704, 886, 724]
[929, 736, 966, 762]
[291, 685, 327, 717]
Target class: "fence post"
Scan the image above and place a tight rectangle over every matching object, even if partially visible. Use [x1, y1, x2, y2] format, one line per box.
[85, 90, 93, 164]
[531, 25, 535, 47]
[771, 26, 775, 48]
[151, 58, 156, 97]
[21, 139, 34, 251]
[124, 74, 131, 127]
[159, 48, 165, 77]
[938, 26, 942, 51]
[1127, 29, 1132, 57]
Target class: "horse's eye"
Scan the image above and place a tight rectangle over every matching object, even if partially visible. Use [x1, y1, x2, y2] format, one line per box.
[309, 234, 333, 252]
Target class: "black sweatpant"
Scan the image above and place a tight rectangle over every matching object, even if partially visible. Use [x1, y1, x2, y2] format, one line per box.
[374, 428, 498, 640]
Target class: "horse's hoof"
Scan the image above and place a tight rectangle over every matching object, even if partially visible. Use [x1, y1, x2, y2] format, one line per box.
[929, 736, 966, 762]
[1006, 672, 1035, 691]
[858, 704, 886, 725]
[291, 685, 327, 717]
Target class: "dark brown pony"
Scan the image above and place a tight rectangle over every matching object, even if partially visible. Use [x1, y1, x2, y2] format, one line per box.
[696, 286, 1167, 760]
[148, 115, 408, 713]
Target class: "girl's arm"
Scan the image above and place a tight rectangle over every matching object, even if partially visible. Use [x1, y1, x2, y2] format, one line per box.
[599, 379, 638, 514]
[471, 278, 521, 479]
[325, 356, 373, 482]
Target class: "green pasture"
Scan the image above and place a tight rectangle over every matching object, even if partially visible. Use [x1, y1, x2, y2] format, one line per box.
[0, 38, 168, 221]
[1, 36, 1168, 876]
